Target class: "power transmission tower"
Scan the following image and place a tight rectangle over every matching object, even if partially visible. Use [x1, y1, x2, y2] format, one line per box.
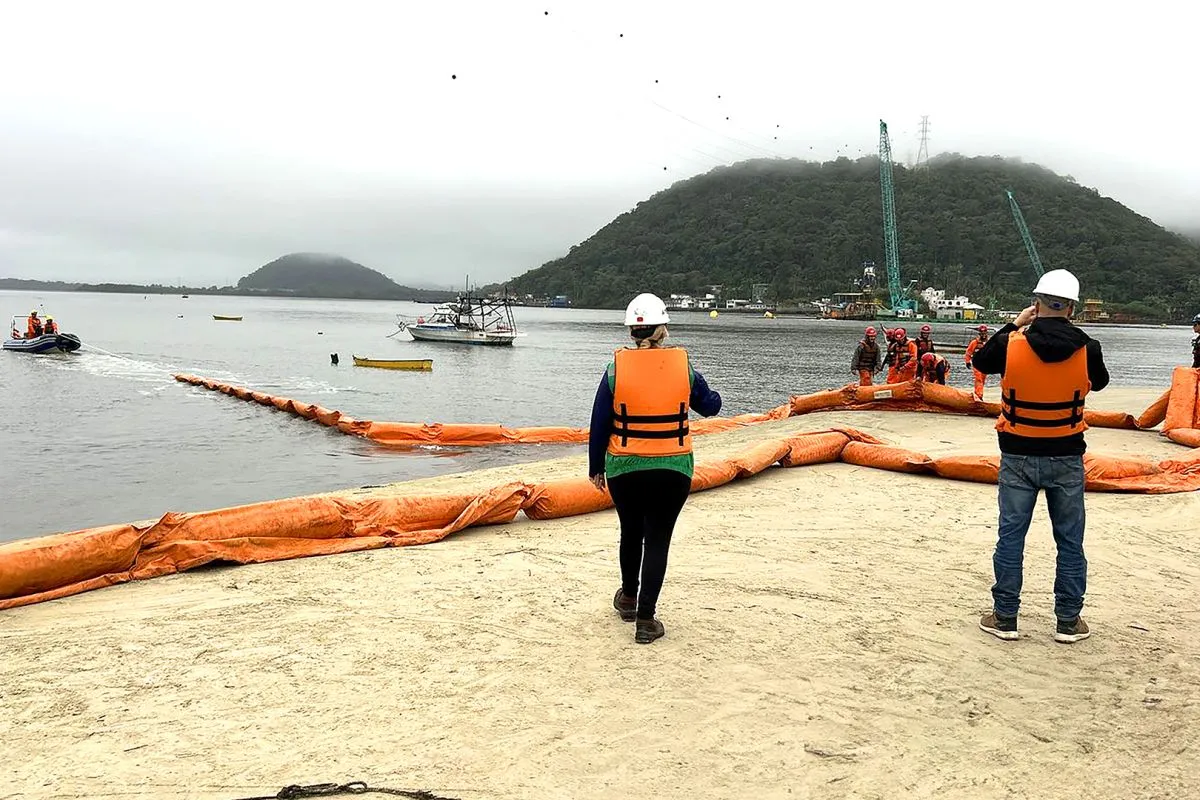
[916, 115, 931, 169]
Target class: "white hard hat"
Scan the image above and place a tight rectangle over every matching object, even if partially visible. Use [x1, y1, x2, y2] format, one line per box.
[1033, 269, 1080, 303]
[624, 292, 670, 326]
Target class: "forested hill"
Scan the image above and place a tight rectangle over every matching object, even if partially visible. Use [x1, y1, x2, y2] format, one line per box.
[237, 253, 451, 301]
[507, 155, 1200, 319]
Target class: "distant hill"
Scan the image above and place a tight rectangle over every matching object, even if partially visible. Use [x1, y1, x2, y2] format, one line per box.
[236, 253, 451, 301]
[507, 155, 1200, 321]
[0, 254, 457, 302]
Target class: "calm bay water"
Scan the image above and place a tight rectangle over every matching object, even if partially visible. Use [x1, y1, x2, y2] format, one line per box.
[0, 289, 1191, 542]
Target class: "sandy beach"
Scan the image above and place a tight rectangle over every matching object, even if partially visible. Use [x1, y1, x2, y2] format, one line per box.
[2, 387, 1198, 800]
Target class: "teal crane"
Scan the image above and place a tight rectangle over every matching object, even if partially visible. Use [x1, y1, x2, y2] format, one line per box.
[879, 120, 917, 314]
[1006, 189, 1045, 278]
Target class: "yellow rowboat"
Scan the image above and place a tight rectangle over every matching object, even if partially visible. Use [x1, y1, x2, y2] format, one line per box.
[352, 356, 433, 371]
[212, 315, 243, 321]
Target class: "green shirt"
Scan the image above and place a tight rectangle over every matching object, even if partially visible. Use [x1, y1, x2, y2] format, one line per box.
[604, 357, 696, 480]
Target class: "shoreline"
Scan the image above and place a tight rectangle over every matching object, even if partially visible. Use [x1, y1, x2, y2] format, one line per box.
[2, 387, 1198, 798]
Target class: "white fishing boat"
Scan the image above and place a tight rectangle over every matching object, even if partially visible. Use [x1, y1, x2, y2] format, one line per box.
[396, 289, 522, 346]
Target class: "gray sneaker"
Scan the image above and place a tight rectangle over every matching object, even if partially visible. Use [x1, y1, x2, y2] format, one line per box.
[1054, 617, 1091, 643]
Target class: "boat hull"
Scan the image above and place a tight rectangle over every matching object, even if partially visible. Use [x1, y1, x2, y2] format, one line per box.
[352, 356, 433, 371]
[212, 315, 243, 321]
[406, 326, 516, 346]
[2, 333, 82, 354]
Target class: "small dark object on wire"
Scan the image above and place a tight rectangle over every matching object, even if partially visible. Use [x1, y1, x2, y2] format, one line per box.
[233, 781, 461, 800]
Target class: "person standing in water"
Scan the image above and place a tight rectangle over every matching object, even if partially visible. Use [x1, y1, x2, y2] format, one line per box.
[588, 293, 722, 644]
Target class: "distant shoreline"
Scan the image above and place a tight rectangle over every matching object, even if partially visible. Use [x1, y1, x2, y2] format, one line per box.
[0, 281, 459, 304]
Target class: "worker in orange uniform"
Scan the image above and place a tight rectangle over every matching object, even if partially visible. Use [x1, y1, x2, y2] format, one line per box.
[971, 270, 1109, 645]
[916, 352, 951, 384]
[850, 326, 883, 386]
[43, 316, 58, 335]
[886, 327, 918, 383]
[964, 325, 991, 400]
[588, 292, 723, 645]
[26, 310, 43, 338]
[916, 324, 936, 358]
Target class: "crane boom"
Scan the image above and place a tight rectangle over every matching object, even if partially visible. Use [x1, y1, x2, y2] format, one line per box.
[1006, 190, 1045, 278]
[878, 120, 915, 314]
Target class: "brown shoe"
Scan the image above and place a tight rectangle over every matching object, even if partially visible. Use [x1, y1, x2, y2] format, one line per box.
[635, 618, 665, 644]
[979, 611, 1019, 641]
[1054, 617, 1091, 643]
[613, 589, 636, 622]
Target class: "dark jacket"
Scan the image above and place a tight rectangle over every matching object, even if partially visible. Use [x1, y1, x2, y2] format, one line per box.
[971, 318, 1110, 456]
[1192, 334, 1200, 369]
[851, 341, 882, 372]
[588, 359, 722, 477]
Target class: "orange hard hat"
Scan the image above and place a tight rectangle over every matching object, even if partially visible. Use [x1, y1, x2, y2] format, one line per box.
[920, 324, 931, 333]
[921, 352, 936, 365]
[978, 324, 989, 332]
[894, 327, 906, 338]
[865, 326, 877, 336]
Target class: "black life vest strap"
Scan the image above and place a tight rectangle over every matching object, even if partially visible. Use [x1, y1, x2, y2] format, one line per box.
[1001, 389, 1084, 428]
[614, 402, 689, 447]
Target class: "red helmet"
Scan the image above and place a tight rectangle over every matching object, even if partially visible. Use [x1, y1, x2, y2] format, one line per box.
[865, 326, 877, 336]
[920, 324, 931, 333]
[894, 327, 906, 338]
[921, 352, 936, 365]
[977, 324, 989, 333]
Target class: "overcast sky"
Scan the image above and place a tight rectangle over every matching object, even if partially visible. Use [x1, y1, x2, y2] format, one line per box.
[1, 1, 1196, 287]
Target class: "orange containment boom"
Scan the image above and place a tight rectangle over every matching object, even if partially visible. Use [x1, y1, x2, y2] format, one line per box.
[6, 368, 1200, 610]
[172, 374, 793, 446]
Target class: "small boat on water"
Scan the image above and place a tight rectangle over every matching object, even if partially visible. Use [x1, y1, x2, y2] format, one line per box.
[212, 315, 243, 321]
[396, 285, 522, 346]
[4, 315, 82, 354]
[352, 356, 433, 371]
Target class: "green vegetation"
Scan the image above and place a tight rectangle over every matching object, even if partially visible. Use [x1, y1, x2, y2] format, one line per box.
[506, 155, 1200, 321]
[239, 253, 415, 299]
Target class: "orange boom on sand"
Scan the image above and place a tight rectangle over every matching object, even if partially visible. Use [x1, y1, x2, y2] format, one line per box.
[2, 372, 1196, 611]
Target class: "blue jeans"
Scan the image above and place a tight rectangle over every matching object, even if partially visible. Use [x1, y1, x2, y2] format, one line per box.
[992, 454, 1087, 621]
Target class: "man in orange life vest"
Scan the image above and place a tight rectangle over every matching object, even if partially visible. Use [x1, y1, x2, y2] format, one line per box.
[589, 293, 722, 644]
[43, 316, 58, 335]
[850, 326, 883, 386]
[26, 310, 43, 338]
[885, 327, 918, 384]
[915, 352, 950, 384]
[963, 325, 990, 400]
[970, 269, 1109, 644]
[915, 324, 935, 358]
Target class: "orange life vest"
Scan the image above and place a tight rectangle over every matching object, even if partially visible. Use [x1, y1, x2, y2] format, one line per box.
[43, 320, 58, 334]
[995, 329, 1090, 438]
[608, 347, 692, 458]
[27, 316, 42, 337]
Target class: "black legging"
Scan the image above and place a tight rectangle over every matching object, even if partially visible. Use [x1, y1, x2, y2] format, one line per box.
[606, 469, 692, 620]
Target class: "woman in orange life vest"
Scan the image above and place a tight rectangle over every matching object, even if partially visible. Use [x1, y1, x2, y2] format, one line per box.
[42, 316, 58, 335]
[963, 325, 991, 400]
[885, 327, 918, 383]
[916, 324, 935, 358]
[588, 292, 722, 644]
